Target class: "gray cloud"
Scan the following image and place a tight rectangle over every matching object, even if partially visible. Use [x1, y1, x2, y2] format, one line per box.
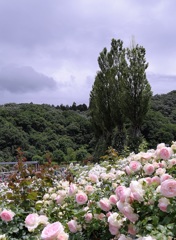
[147, 72, 176, 95]
[0, 66, 57, 93]
[0, 0, 175, 105]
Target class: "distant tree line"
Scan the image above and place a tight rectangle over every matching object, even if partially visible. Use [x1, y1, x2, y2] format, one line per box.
[0, 103, 94, 164]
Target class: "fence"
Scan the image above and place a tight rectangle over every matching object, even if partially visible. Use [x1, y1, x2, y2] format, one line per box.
[0, 161, 39, 182]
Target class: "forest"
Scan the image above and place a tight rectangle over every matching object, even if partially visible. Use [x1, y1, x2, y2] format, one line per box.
[0, 90, 176, 164]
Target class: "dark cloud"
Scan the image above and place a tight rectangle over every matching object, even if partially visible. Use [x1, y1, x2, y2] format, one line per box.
[0, 66, 57, 93]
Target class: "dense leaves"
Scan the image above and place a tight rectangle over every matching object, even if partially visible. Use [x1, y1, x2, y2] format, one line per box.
[0, 103, 93, 163]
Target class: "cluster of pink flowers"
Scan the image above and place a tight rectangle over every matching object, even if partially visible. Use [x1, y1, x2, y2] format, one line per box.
[1, 142, 176, 239]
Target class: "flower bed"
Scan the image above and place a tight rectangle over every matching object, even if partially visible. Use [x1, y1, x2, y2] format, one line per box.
[0, 142, 176, 240]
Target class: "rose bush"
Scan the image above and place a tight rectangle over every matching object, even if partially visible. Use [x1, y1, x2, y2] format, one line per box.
[0, 141, 176, 239]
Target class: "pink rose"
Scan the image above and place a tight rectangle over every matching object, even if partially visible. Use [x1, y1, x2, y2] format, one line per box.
[108, 212, 122, 228]
[159, 147, 172, 160]
[25, 213, 39, 232]
[38, 215, 49, 225]
[115, 186, 131, 202]
[56, 195, 65, 205]
[129, 161, 142, 172]
[109, 195, 118, 205]
[155, 168, 166, 175]
[160, 174, 172, 183]
[109, 224, 119, 235]
[99, 198, 112, 212]
[168, 158, 176, 167]
[144, 177, 152, 185]
[125, 166, 133, 175]
[75, 192, 88, 205]
[88, 173, 98, 182]
[151, 176, 160, 185]
[157, 143, 166, 149]
[57, 232, 69, 240]
[0, 209, 15, 222]
[68, 183, 77, 196]
[67, 220, 79, 233]
[85, 185, 94, 194]
[130, 181, 144, 202]
[41, 222, 64, 240]
[94, 213, 105, 220]
[117, 201, 139, 223]
[160, 179, 176, 198]
[143, 164, 155, 175]
[84, 213, 93, 222]
[158, 197, 170, 212]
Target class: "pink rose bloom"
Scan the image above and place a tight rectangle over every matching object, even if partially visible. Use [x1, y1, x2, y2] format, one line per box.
[151, 176, 160, 185]
[160, 179, 176, 198]
[84, 213, 93, 222]
[56, 195, 65, 205]
[85, 185, 94, 194]
[155, 168, 166, 175]
[117, 201, 139, 223]
[88, 173, 98, 182]
[100, 173, 108, 180]
[95, 213, 105, 220]
[57, 232, 69, 240]
[115, 186, 131, 202]
[109, 224, 119, 235]
[75, 192, 88, 205]
[68, 183, 77, 196]
[38, 215, 49, 225]
[157, 143, 166, 149]
[25, 213, 39, 232]
[141, 152, 153, 160]
[168, 158, 176, 168]
[0, 209, 15, 222]
[125, 166, 133, 175]
[108, 212, 122, 228]
[143, 164, 155, 175]
[130, 181, 144, 202]
[144, 177, 152, 185]
[41, 222, 64, 240]
[106, 212, 112, 218]
[67, 220, 79, 233]
[107, 172, 116, 180]
[129, 161, 142, 172]
[160, 174, 172, 183]
[99, 198, 112, 212]
[159, 147, 172, 160]
[158, 197, 170, 212]
[109, 195, 118, 205]
[158, 161, 167, 168]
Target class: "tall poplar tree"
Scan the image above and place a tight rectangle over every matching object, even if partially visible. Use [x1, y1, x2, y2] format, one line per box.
[120, 44, 152, 149]
[89, 38, 152, 156]
[89, 39, 127, 154]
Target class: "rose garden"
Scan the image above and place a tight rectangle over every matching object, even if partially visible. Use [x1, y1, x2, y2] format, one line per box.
[0, 142, 176, 240]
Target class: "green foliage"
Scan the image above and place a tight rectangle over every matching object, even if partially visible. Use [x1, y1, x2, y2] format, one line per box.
[0, 103, 93, 163]
[89, 38, 152, 155]
[75, 147, 89, 161]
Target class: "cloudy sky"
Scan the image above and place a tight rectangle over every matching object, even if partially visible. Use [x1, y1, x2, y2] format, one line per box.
[0, 0, 176, 106]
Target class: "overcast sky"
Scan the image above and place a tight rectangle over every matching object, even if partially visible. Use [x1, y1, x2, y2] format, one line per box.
[0, 0, 176, 106]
